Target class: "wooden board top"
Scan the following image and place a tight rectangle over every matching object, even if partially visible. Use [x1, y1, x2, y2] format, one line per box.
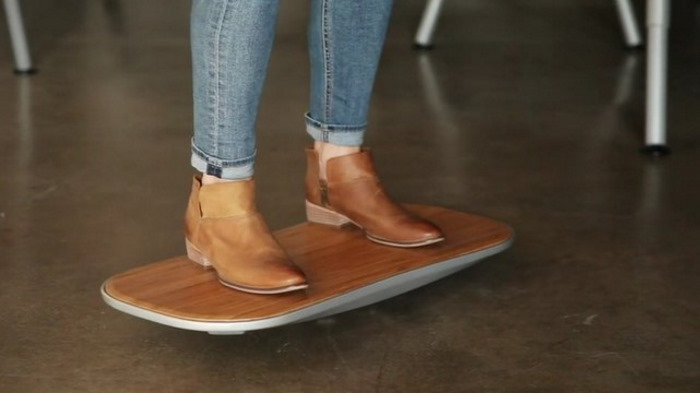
[103, 205, 513, 323]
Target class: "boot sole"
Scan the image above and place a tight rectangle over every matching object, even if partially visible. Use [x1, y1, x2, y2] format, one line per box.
[185, 239, 308, 295]
[305, 200, 445, 248]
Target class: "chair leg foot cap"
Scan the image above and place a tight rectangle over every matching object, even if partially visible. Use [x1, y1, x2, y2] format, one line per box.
[412, 43, 435, 51]
[640, 144, 671, 157]
[14, 68, 38, 75]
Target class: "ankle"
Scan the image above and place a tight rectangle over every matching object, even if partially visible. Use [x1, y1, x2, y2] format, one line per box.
[314, 141, 361, 160]
[313, 142, 361, 180]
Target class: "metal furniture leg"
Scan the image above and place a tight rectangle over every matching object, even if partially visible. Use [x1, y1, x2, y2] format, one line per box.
[412, 0, 673, 155]
[615, 0, 642, 47]
[413, 0, 444, 49]
[642, 0, 671, 155]
[3, 0, 36, 74]
[414, 0, 641, 49]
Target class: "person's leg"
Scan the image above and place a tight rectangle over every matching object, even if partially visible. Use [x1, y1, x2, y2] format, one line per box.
[186, 0, 306, 294]
[306, 0, 394, 175]
[304, 0, 444, 248]
[191, 0, 278, 182]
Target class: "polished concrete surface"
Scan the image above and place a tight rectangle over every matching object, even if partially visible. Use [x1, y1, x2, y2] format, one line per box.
[1, 1, 699, 392]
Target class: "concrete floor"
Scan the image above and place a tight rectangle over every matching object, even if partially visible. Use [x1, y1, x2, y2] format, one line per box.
[1, 0, 699, 392]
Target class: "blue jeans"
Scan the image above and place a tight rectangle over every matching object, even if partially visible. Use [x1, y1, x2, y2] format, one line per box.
[190, 0, 394, 180]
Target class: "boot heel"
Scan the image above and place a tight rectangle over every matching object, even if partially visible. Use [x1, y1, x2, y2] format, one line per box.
[185, 239, 213, 268]
[306, 200, 351, 227]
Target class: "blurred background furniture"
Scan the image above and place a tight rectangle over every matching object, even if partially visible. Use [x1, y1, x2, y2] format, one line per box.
[414, 0, 671, 155]
[3, 0, 35, 73]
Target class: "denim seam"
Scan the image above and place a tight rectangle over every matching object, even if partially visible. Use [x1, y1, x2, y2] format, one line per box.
[210, 0, 232, 158]
[321, 0, 332, 142]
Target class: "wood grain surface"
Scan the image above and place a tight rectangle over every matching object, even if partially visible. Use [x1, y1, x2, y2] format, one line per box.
[103, 205, 513, 322]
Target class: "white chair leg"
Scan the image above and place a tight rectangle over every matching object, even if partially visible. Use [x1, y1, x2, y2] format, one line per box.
[414, 0, 445, 49]
[415, 0, 642, 49]
[614, 0, 643, 47]
[3, 0, 35, 74]
[643, 0, 671, 155]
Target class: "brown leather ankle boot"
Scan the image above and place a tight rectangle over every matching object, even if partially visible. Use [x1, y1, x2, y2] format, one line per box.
[184, 176, 307, 294]
[305, 148, 444, 247]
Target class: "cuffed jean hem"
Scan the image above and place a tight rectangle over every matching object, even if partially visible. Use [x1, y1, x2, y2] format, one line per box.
[190, 141, 255, 180]
[304, 113, 365, 146]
